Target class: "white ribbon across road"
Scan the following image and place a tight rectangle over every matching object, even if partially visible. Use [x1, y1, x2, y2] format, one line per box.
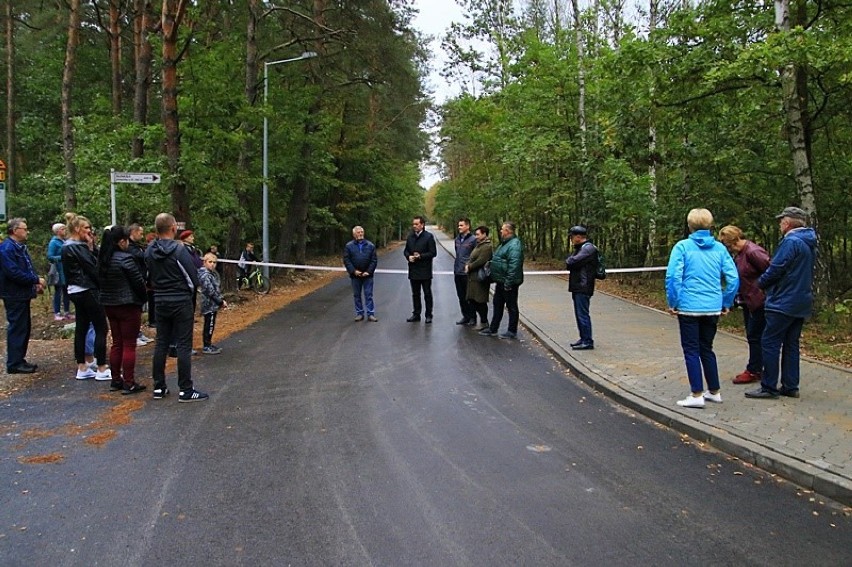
[218, 258, 668, 276]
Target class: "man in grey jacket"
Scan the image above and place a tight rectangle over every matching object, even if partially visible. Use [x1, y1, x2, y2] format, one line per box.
[145, 213, 207, 402]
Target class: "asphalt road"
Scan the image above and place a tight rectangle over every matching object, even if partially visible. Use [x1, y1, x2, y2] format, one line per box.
[1, 245, 849, 566]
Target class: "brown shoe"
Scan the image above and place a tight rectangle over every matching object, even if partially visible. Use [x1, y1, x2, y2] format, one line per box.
[733, 370, 760, 384]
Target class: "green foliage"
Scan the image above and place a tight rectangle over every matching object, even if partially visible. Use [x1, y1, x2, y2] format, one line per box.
[434, 0, 852, 302]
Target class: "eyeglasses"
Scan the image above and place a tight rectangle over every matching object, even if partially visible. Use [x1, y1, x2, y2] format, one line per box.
[15, 227, 29, 232]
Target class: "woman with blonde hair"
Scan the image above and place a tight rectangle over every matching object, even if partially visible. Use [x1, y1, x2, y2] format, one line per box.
[718, 225, 771, 385]
[665, 208, 739, 408]
[61, 213, 111, 381]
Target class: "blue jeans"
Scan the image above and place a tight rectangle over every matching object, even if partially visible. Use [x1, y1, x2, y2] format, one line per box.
[4, 299, 32, 370]
[760, 311, 804, 394]
[52, 285, 70, 315]
[677, 315, 720, 393]
[350, 277, 375, 316]
[572, 293, 593, 345]
[742, 306, 766, 374]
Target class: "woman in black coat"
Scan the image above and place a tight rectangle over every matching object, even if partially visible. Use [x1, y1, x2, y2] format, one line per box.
[61, 213, 111, 382]
[99, 226, 148, 394]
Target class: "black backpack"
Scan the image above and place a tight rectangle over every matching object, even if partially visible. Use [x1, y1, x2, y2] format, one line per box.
[595, 249, 607, 280]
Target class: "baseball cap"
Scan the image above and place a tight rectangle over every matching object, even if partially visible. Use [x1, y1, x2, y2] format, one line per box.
[774, 207, 808, 221]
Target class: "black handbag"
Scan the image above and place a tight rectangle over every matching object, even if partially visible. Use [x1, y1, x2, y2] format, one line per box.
[477, 261, 491, 283]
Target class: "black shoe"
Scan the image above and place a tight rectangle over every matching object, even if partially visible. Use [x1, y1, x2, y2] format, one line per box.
[571, 342, 594, 350]
[569, 339, 584, 347]
[478, 328, 496, 336]
[744, 387, 780, 399]
[425, 316, 433, 324]
[456, 318, 470, 325]
[152, 387, 170, 400]
[21, 361, 38, 371]
[109, 381, 124, 392]
[779, 388, 800, 398]
[122, 383, 147, 395]
[7, 364, 36, 374]
[406, 315, 421, 322]
[465, 319, 478, 327]
[178, 389, 209, 403]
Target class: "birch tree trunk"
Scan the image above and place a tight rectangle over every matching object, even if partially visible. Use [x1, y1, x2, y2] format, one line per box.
[62, 0, 81, 211]
[646, 0, 659, 265]
[775, 0, 816, 219]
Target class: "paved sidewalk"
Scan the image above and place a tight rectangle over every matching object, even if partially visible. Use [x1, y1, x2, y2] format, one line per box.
[436, 229, 852, 506]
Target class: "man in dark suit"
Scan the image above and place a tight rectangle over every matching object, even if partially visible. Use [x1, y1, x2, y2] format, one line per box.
[403, 216, 437, 324]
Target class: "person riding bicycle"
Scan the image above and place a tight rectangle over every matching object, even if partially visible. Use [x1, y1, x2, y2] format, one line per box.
[237, 242, 258, 289]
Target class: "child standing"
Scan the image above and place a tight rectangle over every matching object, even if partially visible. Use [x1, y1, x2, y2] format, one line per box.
[199, 253, 227, 354]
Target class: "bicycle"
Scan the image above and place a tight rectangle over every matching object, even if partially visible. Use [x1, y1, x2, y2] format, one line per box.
[238, 267, 271, 295]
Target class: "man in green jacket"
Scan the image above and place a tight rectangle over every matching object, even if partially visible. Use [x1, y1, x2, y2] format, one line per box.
[479, 222, 524, 339]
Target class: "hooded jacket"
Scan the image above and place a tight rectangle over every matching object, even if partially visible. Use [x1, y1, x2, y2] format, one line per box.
[733, 240, 770, 312]
[145, 238, 199, 304]
[666, 230, 739, 315]
[47, 235, 67, 286]
[758, 227, 818, 319]
[198, 267, 225, 314]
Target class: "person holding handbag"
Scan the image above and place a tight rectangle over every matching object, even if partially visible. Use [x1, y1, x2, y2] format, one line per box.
[465, 225, 492, 330]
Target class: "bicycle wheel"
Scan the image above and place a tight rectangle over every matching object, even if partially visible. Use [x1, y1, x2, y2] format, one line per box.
[252, 273, 271, 295]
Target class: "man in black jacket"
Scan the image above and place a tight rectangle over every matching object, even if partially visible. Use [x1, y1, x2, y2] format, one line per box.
[145, 213, 207, 402]
[403, 216, 437, 323]
[565, 226, 599, 350]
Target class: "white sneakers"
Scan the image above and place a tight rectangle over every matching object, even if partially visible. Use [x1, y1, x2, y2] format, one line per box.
[676, 391, 723, 408]
[75, 367, 112, 381]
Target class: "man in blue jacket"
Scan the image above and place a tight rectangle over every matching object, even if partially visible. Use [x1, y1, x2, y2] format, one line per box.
[565, 226, 598, 350]
[0, 218, 46, 373]
[343, 225, 378, 322]
[746, 207, 818, 400]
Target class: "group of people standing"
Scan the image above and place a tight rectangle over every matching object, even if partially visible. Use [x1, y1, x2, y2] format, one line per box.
[343, 216, 527, 339]
[666, 207, 818, 408]
[1, 212, 229, 403]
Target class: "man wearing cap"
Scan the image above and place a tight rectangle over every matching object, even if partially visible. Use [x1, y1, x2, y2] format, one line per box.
[565, 226, 599, 350]
[745, 206, 818, 400]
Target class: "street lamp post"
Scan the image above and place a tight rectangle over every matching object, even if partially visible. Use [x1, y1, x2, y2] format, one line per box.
[262, 51, 318, 278]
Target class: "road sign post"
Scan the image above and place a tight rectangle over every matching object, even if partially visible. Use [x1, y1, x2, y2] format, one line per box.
[110, 169, 161, 225]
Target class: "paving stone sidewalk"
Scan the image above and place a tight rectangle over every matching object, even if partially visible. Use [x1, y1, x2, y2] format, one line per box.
[436, 229, 852, 505]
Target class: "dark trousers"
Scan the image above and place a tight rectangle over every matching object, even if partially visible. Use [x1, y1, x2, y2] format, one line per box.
[470, 300, 488, 324]
[760, 311, 804, 393]
[742, 306, 766, 374]
[69, 290, 108, 365]
[409, 279, 433, 317]
[490, 283, 520, 334]
[105, 304, 142, 386]
[203, 311, 217, 347]
[153, 300, 195, 392]
[146, 289, 156, 326]
[454, 275, 476, 321]
[677, 314, 720, 393]
[4, 299, 32, 370]
[572, 292, 593, 345]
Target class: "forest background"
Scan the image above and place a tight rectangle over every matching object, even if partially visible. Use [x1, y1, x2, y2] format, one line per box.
[1, 1, 850, 321]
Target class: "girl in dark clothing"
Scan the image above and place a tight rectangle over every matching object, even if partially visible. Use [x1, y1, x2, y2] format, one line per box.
[62, 213, 111, 381]
[99, 226, 148, 394]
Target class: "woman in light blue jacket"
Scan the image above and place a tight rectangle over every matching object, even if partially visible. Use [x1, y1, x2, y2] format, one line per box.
[666, 208, 739, 408]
